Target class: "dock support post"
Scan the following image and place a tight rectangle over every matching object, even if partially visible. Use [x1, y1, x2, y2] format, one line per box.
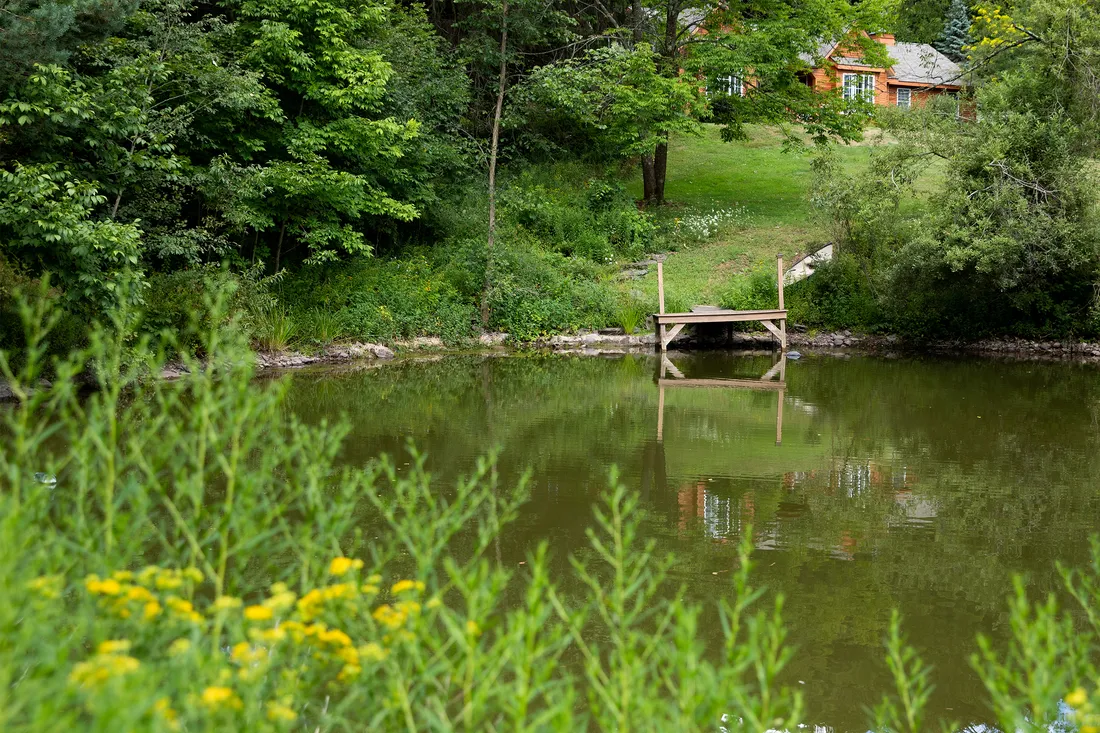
[777, 254, 787, 351]
[656, 258, 667, 351]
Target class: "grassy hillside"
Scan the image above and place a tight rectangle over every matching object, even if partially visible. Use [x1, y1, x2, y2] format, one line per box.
[621, 124, 938, 312]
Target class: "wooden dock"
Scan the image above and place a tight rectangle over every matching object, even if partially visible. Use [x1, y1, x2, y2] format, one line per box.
[652, 254, 788, 352]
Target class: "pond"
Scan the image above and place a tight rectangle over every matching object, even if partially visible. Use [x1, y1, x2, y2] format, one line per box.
[285, 349, 1100, 731]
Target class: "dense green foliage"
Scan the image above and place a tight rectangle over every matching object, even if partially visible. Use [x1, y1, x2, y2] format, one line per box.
[894, 0, 953, 44]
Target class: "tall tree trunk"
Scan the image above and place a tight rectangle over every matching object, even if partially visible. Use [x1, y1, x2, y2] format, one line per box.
[641, 154, 657, 204]
[650, 0, 679, 206]
[480, 0, 509, 328]
[653, 135, 668, 204]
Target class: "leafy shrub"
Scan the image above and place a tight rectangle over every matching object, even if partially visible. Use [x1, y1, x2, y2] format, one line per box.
[281, 256, 477, 345]
[142, 265, 279, 351]
[880, 111, 1100, 340]
[500, 169, 653, 264]
[486, 237, 616, 340]
[787, 255, 882, 330]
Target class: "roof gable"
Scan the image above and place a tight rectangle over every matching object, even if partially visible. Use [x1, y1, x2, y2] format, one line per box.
[888, 42, 962, 85]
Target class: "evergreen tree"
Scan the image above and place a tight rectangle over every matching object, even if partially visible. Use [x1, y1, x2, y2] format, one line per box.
[934, 0, 971, 63]
[0, 0, 136, 84]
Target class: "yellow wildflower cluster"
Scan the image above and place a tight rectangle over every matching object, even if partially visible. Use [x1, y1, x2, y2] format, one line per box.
[391, 579, 425, 594]
[165, 596, 203, 623]
[69, 640, 141, 688]
[297, 582, 357, 622]
[69, 561, 433, 718]
[84, 567, 201, 622]
[201, 685, 243, 711]
[329, 556, 364, 576]
[210, 595, 242, 613]
[266, 700, 298, 723]
[1068, 687, 1100, 733]
[372, 600, 422, 631]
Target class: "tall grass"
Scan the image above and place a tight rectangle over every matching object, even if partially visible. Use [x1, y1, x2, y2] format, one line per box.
[254, 307, 297, 351]
[615, 297, 648, 334]
[1, 284, 1097, 731]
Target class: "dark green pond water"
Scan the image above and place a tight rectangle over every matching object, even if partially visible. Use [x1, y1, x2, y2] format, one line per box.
[285, 350, 1100, 731]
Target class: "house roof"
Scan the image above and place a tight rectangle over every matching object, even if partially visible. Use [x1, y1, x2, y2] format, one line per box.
[798, 38, 843, 65]
[886, 42, 962, 85]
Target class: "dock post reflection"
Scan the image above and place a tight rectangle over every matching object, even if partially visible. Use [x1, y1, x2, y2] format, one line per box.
[656, 353, 787, 445]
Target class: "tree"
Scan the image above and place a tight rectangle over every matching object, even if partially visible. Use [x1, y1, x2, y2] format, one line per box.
[895, 0, 952, 44]
[514, 44, 701, 168]
[0, 0, 136, 84]
[224, 0, 425, 267]
[934, 0, 971, 63]
[969, 0, 1100, 152]
[455, 0, 572, 326]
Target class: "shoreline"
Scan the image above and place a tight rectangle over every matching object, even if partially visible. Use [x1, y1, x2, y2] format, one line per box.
[3, 329, 1098, 401]
[254, 328, 1100, 370]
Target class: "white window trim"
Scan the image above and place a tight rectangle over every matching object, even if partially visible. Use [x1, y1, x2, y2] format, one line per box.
[842, 73, 877, 103]
[716, 74, 743, 97]
[896, 87, 912, 108]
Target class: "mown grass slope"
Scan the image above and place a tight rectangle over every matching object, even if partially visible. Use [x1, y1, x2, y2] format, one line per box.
[620, 124, 939, 313]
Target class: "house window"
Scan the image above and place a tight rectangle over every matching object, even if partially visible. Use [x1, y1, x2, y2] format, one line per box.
[716, 75, 743, 96]
[896, 88, 912, 108]
[842, 73, 876, 103]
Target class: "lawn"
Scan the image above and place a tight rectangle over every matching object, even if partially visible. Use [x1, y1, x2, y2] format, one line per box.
[620, 124, 938, 311]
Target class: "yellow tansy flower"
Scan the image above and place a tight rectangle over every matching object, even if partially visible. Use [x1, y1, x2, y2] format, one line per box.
[126, 585, 154, 602]
[360, 642, 388, 662]
[211, 596, 242, 613]
[85, 576, 121, 595]
[329, 557, 363, 576]
[231, 641, 268, 666]
[244, 604, 274, 621]
[144, 601, 162, 620]
[168, 638, 192, 657]
[1067, 687, 1089, 708]
[201, 686, 242, 711]
[96, 639, 132, 655]
[390, 579, 425, 595]
[318, 628, 352, 647]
